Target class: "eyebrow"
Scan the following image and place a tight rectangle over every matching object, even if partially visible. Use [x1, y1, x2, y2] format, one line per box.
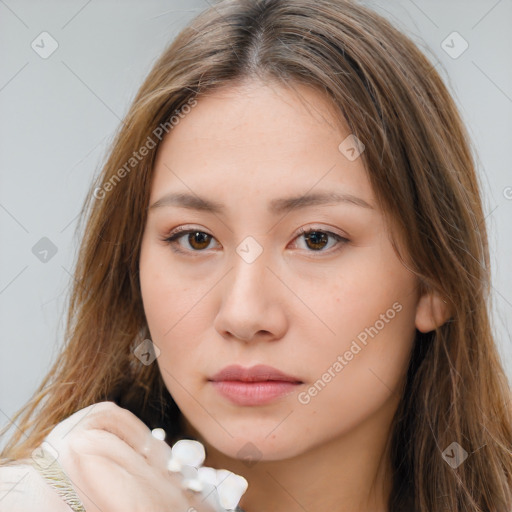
[148, 190, 374, 215]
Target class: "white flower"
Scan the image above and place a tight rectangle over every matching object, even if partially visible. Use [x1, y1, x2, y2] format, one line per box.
[151, 434, 249, 512]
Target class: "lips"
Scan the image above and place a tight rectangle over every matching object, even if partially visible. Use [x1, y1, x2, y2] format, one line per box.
[209, 364, 303, 383]
[208, 365, 303, 406]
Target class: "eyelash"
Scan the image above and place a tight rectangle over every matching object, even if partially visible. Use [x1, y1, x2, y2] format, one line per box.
[161, 225, 349, 256]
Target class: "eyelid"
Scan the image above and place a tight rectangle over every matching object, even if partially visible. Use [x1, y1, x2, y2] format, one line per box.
[163, 223, 349, 240]
[294, 225, 349, 241]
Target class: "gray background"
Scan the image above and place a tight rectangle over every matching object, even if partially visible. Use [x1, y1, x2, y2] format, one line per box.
[1, 0, 511, 451]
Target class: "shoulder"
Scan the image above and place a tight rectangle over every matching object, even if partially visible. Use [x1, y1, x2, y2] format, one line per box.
[0, 461, 72, 511]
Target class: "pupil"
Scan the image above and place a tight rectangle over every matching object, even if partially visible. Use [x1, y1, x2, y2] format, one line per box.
[306, 231, 327, 250]
[189, 232, 210, 249]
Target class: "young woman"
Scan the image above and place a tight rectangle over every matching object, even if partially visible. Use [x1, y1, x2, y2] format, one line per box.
[1, 0, 511, 511]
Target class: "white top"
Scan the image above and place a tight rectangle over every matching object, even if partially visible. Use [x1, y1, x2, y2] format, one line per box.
[0, 462, 72, 511]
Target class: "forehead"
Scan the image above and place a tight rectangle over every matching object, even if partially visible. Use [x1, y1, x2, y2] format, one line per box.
[149, 80, 373, 206]
[167, 79, 349, 146]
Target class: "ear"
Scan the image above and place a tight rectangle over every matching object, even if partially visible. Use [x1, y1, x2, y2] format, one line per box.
[415, 291, 452, 333]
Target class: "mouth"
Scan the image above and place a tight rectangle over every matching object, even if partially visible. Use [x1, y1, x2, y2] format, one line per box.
[208, 364, 303, 406]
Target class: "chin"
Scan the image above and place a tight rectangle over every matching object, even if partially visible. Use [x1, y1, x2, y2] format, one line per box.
[197, 426, 307, 463]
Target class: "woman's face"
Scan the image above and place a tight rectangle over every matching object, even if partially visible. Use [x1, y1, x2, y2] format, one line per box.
[139, 79, 421, 461]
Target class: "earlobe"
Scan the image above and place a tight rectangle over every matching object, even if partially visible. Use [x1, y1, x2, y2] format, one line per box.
[415, 292, 452, 333]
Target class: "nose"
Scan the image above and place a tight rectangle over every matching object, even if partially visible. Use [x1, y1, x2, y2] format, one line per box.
[213, 249, 288, 343]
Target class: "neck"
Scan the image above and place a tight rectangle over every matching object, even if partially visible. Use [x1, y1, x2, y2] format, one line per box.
[181, 395, 398, 512]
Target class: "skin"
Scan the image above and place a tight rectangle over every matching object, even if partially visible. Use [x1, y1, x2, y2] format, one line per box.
[139, 78, 447, 512]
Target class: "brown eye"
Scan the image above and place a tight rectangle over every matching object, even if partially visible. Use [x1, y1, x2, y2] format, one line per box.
[187, 231, 212, 250]
[163, 226, 348, 256]
[164, 228, 219, 253]
[293, 228, 348, 253]
[303, 231, 329, 251]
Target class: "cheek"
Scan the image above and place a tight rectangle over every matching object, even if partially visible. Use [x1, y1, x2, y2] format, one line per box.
[316, 247, 416, 342]
[139, 243, 216, 393]
[299, 238, 418, 402]
[139, 245, 206, 341]
[296, 298, 416, 437]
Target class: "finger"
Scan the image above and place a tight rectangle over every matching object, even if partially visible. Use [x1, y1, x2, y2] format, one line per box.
[81, 401, 173, 473]
[73, 429, 187, 506]
[76, 429, 157, 476]
[45, 401, 173, 475]
[46, 402, 102, 442]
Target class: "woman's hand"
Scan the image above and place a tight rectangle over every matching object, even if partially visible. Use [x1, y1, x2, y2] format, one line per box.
[38, 400, 215, 512]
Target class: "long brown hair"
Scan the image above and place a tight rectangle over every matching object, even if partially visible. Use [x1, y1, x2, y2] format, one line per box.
[2, 1, 511, 510]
